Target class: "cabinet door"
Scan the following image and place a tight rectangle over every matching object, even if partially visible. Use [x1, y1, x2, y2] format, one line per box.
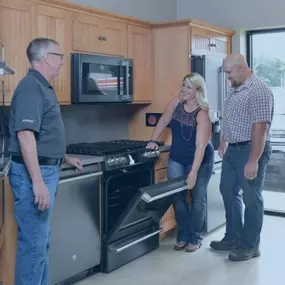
[101, 18, 127, 57]
[0, 0, 33, 105]
[128, 25, 153, 103]
[191, 27, 213, 56]
[155, 168, 177, 236]
[34, 4, 72, 104]
[212, 35, 231, 58]
[73, 13, 127, 57]
[0, 180, 3, 251]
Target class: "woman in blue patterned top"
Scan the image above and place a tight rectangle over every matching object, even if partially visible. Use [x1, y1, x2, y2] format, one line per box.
[146, 73, 214, 252]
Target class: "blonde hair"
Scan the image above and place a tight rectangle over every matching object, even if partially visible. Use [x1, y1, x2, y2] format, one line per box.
[183, 73, 210, 111]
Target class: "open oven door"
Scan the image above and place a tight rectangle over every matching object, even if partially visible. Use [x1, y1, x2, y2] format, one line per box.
[103, 176, 188, 273]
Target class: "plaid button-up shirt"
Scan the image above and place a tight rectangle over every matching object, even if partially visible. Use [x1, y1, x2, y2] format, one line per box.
[223, 74, 274, 144]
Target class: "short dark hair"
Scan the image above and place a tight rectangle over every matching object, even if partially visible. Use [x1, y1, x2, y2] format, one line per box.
[26, 38, 59, 63]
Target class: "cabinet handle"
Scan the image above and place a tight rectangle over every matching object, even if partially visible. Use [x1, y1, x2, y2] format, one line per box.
[209, 43, 216, 47]
[98, 36, 108, 41]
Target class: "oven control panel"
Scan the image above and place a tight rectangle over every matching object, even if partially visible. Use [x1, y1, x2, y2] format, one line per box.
[105, 149, 160, 170]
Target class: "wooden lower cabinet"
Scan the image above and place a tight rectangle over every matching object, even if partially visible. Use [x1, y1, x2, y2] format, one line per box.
[0, 179, 17, 285]
[155, 152, 177, 239]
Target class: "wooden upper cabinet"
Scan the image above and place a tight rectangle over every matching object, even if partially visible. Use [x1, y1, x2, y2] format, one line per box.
[190, 26, 230, 58]
[33, 4, 72, 104]
[73, 12, 127, 57]
[127, 25, 152, 103]
[212, 35, 231, 57]
[0, 0, 33, 104]
[191, 27, 212, 56]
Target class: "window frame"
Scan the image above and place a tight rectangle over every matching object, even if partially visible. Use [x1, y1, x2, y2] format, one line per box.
[246, 27, 285, 68]
[246, 28, 285, 138]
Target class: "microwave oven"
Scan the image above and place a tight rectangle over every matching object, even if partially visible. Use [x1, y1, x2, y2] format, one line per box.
[71, 53, 133, 103]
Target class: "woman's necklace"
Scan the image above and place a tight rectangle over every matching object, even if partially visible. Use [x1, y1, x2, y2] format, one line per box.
[180, 104, 199, 142]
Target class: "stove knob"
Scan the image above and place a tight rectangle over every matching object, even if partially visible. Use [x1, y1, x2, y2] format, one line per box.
[107, 159, 115, 166]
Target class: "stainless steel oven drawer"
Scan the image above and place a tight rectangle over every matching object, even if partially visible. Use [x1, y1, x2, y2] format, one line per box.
[103, 225, 161, 273]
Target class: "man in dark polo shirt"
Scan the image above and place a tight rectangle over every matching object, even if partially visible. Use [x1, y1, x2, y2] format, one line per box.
[8, 38, 82, 285]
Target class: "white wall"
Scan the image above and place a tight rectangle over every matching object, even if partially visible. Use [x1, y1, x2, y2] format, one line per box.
[177, 0, 285, 53]
[69, 0, 177, 21]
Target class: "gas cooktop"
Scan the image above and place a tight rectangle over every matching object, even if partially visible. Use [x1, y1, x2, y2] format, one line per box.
[66, 140, 164, 170]
[66, 140, 164, 156]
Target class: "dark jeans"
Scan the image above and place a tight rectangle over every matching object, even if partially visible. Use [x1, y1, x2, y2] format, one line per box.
[9, 161, 60, 285]
[167, 158, 214, 245]
[220, 142, 272, 249]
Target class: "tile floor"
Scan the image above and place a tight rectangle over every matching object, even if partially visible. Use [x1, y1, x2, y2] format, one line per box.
[76, 215, 283, 285]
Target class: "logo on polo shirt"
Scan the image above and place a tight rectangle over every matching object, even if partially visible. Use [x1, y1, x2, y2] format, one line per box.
[22, 119, 34, 123]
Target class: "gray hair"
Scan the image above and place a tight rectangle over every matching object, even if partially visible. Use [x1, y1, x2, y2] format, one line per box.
[26, 38, 59, 63]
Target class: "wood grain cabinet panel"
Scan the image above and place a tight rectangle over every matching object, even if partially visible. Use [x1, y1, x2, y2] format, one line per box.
[127, 25, 153, 103]
[73, 12, 127, 57]
[0, 0, 33, 104]
[34, 4, 72, 104]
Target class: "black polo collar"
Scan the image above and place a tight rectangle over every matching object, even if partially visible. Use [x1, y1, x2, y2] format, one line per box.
[28, 68, 52, 89]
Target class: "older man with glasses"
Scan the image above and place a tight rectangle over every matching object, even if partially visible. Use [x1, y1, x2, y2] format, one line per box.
[8, 38, 82, 285]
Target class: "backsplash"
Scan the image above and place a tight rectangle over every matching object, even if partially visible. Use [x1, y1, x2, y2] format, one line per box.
[0, 104, 130, 150]
[60, 104, 130, 144]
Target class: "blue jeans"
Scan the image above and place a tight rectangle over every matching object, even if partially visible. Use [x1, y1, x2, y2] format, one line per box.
[167, 158, 214, 245]
[8, 161, 60, 285]
[220, 142, 272, 249]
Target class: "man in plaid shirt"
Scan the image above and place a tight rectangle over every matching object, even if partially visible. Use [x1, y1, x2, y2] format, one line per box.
[210, 53, 273, 261]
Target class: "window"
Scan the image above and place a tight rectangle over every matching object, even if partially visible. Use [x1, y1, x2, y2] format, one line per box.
[247, 29, 285, 143]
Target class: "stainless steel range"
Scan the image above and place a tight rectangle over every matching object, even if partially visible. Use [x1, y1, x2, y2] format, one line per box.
[66, 140, 168, 273]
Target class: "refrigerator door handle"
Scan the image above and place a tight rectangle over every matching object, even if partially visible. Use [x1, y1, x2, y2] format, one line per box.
[219, 67, 227, 134]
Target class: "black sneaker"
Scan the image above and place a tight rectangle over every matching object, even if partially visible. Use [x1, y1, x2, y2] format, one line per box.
[228, 247, 261, 261]
[210, 238, 237, 251]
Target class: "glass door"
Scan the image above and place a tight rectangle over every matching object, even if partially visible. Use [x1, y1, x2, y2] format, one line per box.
[247, 29, 285, 215]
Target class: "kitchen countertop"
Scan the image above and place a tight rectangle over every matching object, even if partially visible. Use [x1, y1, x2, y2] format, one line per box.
[0, 154, 104, 179]
[61, 154, 104, 170]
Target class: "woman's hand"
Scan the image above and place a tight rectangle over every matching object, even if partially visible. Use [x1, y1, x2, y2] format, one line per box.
[146, 141, 158, 150]
[186, 170, 198, 190]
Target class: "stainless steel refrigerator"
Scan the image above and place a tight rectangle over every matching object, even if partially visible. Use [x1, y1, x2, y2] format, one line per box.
[191, 54, 229, 233]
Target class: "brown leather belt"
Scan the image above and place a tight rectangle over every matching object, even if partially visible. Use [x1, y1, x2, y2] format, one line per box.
[11, 155, 64, 166]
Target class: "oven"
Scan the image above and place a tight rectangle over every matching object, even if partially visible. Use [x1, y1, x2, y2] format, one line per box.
[71, 53, 133, 103]
[101, 161, 189, 273]
[101, 160, 156, 273]
[66, 140, 188, 274]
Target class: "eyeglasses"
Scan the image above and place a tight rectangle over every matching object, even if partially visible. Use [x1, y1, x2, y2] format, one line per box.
[47, 52, 64, 60]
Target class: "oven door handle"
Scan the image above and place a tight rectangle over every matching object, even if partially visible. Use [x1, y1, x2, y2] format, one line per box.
[110, 229, 164, 253]
[141, 184, 188, 203]
[58, 171, 103, 184]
